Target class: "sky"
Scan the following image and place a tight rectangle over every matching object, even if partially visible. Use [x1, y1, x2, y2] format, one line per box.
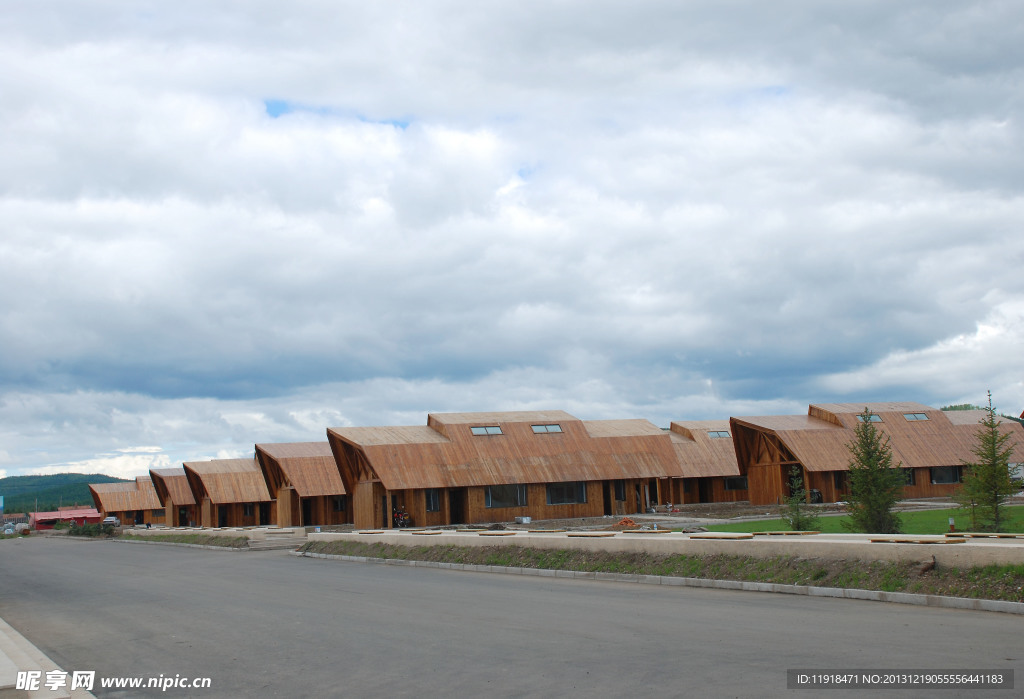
[1, 1, 1022, 480]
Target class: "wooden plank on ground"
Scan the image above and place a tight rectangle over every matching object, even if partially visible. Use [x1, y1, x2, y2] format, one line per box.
[688, 532, 754, 540]
[946, 532, 1024, 539]
[870, 537, 965, 544]
[567, 532, 617, 537]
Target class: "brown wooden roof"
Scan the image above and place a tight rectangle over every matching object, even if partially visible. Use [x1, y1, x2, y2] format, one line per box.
[149, 468, 197, 507]
[732, 404, 1024, 472]
[668, 420, 741, 478]
[329, 412, 680, 489]
[182, 458, 272, 504]
[255, 442, 346, 498]
[89, 476, 163, 512]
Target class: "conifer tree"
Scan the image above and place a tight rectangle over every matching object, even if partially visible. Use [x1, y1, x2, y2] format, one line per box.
[955, 392, 1015, 532]
[782, 464, 820, 531]
[843, 408, 903, 533]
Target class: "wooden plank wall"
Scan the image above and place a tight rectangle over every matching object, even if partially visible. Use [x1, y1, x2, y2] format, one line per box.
[464, 482, 604, 524]
[382, 479, 650, 527]
[171, 505, 199, 527]
[747, 463, 786, 505]
[806, 468, 961, 503]
[351, 481, 383, 529]
[902, 469, 962, 499]
[299, 495, 352, 526]
[672, 477, 748, 504]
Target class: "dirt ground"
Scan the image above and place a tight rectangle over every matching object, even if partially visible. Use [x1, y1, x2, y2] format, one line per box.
[497, 497, 970, 532]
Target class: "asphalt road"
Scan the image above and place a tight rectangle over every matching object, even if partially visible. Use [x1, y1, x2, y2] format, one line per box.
[0, 537, 1019, 698]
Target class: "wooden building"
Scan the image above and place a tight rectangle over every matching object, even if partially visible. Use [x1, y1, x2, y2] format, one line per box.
[182, 458, 274, 528]
[255, 442, 350, 527]
[666, 420, 746, 504]
[731, 402, 1024, 505]
[150, 467, 199, 527]
[88, 477, 165, 525]
[327, 411, 680, 529]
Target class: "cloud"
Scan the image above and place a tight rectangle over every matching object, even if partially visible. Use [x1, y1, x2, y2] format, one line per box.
[30, 450, 173, 480]
[819, 296, 1024, 411]
[0, 1, 1021, 476]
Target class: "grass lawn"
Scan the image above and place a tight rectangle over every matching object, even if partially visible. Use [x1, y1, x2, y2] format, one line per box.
[703, 505, 1024, 535]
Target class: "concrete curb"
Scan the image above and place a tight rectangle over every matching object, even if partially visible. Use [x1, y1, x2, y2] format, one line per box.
[291, 551, 1024, 616]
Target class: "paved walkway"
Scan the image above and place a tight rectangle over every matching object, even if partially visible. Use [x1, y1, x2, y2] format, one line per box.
[0, 617, 94, 699]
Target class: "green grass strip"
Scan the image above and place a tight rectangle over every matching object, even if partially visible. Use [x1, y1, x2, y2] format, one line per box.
[705, 505, 1024, 535]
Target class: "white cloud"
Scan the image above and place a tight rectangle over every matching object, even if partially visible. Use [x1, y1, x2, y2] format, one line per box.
[819, 297, 1024, 410]
[1, 1, 1022, 476]
[31, 451, 173, 480]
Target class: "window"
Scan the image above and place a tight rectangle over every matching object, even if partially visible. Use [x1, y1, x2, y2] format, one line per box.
[901, 469, 916, 486]
[930, 466, 962, 485]
[723, 476, 748, 491]
[243, 503, 254, 517]
[614, 479, 626, 501]
[333, 496, 347, 512]
[425, 489, 440, 512]
[546, 481, 587, 505]
[857, 414, 883, 423]
[152, 509, 166, 518]
[470, 425, 503, 436]
[833, 472, 847, 491]
[903, 413, 929, 421]
[531, 424, 563, 433]
[707, 431, 730, 438]
[485, 484, 528, 508]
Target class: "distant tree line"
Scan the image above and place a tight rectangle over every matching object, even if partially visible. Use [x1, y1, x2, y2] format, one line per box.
[0, 473, 129, 515]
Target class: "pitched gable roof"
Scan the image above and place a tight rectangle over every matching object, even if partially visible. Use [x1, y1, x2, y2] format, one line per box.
[182, 458, 272, 504]
[668, 420, 741, 478]
[732, 403, 1024, 472]
[329, 412, 678, 489]
[89, 476, 163, 512]
[150, 467, 197, 507]
[255, 442, 346, 498]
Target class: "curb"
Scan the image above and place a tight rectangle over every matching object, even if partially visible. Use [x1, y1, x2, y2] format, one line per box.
[291, 551, 1024, 616]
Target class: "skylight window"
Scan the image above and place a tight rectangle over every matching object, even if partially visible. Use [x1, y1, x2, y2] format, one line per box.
[903, 413, 929, 421]
[857, 414, 883, 423]
[531, 424, 563, 434]
[470, 426, 503, 436]
[707, 431, 730, 438]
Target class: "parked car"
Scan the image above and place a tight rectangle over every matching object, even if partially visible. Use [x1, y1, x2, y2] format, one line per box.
[101, 516, 121, 527]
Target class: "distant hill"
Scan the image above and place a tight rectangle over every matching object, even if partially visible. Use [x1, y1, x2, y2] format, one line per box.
[0, 473, 131, 515]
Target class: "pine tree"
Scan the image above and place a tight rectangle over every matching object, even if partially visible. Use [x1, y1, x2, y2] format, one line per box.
[955, 391, 1015, 532]
[781, 464, 820, 531]
[843, 408, 903, 533]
